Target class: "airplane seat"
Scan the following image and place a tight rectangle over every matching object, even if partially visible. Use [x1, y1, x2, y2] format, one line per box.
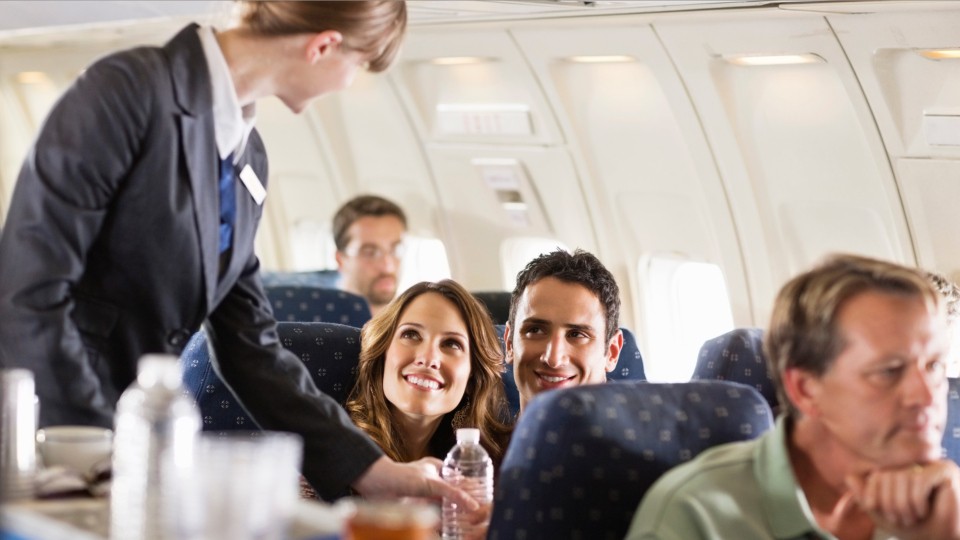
[616, 327, 647, 381]
[179, 321, 361, 432]
[472, 291, 512, 325]
[692, 327, 779, 413]
[945, 377, 960, 463]
[263, 285, 371, 327]
[261, 269, 341, 289]
[488, 380, 775, 540]
[495, 324, 647, 418]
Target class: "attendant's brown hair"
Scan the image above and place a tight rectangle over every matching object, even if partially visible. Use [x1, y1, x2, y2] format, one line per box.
[238, 1, 407, 72]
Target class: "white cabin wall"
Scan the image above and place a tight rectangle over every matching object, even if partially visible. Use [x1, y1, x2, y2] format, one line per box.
[509, 20, 751, 365]
[251, 98, 347, 271]
[655, 9, 916, 327]
[827, 5, 960, 284]
[309, 71, 446, 291]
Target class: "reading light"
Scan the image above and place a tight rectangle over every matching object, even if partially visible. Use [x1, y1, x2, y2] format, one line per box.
[430, 56, 493, 65]
[16, 71, 51, 85]
[722, 53, 825, 66]
[501, 202, 528, 212]
[918, 49, 960, 60]
[564, 55, 635, 63]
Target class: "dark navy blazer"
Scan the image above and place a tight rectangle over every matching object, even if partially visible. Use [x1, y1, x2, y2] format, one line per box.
[0, 24, 381, 499]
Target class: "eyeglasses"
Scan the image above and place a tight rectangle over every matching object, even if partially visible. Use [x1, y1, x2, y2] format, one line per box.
[344, 242, 406, 262]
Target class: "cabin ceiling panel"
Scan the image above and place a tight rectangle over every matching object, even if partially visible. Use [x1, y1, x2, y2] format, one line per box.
[390, 29, 563, 146]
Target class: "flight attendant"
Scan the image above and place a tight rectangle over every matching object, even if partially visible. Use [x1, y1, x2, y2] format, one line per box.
[0, 1, 475, 505]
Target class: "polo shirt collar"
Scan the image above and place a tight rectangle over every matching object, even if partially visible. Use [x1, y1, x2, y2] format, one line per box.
[755, 415, 832, 539]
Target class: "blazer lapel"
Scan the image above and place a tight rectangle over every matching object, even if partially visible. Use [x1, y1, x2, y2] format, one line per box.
[180, 114, 220, 310]
[166, 24, 220, 311]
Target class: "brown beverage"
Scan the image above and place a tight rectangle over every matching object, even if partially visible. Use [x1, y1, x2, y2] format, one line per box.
[342, 499, 439, 540]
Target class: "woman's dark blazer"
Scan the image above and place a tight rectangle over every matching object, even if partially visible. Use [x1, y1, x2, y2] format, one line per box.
[0, 24, 381, 500]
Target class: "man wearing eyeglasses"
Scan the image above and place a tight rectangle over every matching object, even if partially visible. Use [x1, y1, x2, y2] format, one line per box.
[333, 195, 407, 316]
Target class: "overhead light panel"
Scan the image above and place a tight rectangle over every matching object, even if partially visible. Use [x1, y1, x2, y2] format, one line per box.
[918, 49, 960, 60]
[722, 53, 825, 66]
[564, 55, 635, 63]
[16, 71, 51, 85]
[430, 56, 494, 65]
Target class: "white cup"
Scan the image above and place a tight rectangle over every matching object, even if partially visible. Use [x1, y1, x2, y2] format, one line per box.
[36, 425, 113, 474]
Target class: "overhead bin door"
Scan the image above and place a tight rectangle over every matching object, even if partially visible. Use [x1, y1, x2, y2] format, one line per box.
[389, 29, 597, 292]
[828, 7, 960, 279]
[511, 24, 750, 369]
[656, 11, 915, 325]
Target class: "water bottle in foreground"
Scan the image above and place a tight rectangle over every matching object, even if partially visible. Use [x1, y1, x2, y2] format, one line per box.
[441, 428, 493, 540]
[110, 354, 200, 540]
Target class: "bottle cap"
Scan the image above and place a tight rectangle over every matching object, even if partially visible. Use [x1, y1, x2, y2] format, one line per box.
[455, 428, 480, 444]
[136, 354, 182, 389]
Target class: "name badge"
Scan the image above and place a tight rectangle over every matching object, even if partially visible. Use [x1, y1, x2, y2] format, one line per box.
[238, 164, 266, 206]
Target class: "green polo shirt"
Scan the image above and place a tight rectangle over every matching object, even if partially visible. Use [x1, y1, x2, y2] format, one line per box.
[625, 416, 895, 540]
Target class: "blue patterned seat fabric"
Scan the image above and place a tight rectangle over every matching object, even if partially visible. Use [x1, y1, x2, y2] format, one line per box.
[946, 377, 960, 463]
[494, 325, 646, 417]
[692, 327, 779, 413]
[488, 380, 774, 540]
[261, 269, 341, 289]
[264, 285, 371, 327]
[472, 291, 512, 325]
[179, 321, 361, 432]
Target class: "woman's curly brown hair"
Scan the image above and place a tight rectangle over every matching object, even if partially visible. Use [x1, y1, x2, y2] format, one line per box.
[346, 280, 512, 463]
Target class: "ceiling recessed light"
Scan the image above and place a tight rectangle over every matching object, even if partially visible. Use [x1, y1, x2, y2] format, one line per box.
[722, 53, 825, 66]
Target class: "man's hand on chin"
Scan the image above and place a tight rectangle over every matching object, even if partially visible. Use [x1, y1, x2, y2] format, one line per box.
[846, 460, 960, 540]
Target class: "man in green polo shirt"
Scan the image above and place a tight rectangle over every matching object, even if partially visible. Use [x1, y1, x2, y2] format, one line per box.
[626, 253, 960, 540]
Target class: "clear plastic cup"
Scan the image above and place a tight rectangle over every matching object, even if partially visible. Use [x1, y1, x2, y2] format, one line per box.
[179, 431, 303, 540]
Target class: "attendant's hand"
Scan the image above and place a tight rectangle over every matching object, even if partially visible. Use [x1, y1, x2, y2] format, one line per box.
[351, 456, 480, 511]
[846, 459, 960, 540]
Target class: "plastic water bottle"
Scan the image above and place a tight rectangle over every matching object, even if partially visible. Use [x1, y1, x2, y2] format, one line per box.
[441, 428, 493, 539]
[110, 354, 200, 540]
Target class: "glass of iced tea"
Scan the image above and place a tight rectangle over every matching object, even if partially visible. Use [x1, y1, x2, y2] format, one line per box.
[342, 498, 439, 540]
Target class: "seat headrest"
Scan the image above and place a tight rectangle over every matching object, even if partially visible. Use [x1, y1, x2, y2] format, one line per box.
[180, 321, 362, 432]
[489, 380, 774, 540]
[692, 327, 778, 413]
[264, 285, 371, 327]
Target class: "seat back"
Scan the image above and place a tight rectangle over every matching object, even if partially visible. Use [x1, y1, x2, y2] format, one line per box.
[488, 380, 774, 540]
[264, 285, 371, 327]
[180, 322, 361, 431]
[692, 327, 779, 413]
[261, 269, 341, 289]
[945, 377, 960, 463]
[472, 291, 512, 325]
[495, 325, 646, 417]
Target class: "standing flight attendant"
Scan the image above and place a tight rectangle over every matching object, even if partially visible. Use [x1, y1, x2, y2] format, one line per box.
[0, 1, 475, 505]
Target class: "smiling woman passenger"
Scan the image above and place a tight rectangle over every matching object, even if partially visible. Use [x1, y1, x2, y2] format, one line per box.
[347, 280, 513, 465]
